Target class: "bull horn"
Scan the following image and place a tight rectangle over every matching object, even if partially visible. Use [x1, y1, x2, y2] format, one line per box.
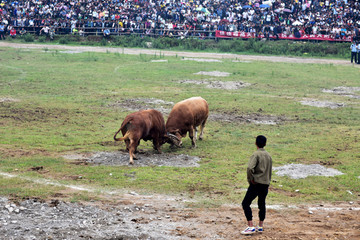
[167, 132, 181, 146]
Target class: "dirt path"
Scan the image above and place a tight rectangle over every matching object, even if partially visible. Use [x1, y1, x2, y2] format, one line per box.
[0, 41, 354, 65]
[1, 41, 359, 239]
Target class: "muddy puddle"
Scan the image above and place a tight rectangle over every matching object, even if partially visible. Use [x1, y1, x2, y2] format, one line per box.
[179, 80, 250, 90]
[64, 151, 201, 167]
[322, 86, 360, 99]
[273, 164, 344, 179]
[299, 99, 345, 109]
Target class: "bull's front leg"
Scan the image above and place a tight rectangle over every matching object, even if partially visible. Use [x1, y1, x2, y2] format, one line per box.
[189, 126, 196, 148]
[153, 139, 162, 153]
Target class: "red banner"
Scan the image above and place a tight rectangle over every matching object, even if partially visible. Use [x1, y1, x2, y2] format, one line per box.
[215, 30, 352, 42]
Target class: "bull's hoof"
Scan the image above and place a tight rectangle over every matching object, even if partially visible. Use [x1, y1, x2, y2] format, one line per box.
[129, 161, 134, 165]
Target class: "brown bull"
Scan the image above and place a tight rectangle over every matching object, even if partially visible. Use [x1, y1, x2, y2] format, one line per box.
[166, 97, 209, 148]
[114, 109, 167, 164]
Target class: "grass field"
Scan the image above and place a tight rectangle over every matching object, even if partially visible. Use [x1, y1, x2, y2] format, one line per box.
[0, 46, 359, 206]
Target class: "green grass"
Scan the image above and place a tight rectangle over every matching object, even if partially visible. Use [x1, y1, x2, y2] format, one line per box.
[0, 47, 359, 205]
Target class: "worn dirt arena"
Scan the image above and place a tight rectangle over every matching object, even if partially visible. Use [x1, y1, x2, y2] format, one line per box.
[1, 42, 359, 240]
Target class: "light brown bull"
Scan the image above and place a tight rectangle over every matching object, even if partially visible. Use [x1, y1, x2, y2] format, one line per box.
[166, 97, 209, 148]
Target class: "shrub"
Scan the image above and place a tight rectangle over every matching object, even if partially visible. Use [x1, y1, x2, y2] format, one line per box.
[38, 36, 47, 42]
[23, 33, 34, 42]
[59, 37, 69, 44]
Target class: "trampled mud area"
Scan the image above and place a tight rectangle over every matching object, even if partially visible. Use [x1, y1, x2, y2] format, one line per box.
[64, 150, 201, 167]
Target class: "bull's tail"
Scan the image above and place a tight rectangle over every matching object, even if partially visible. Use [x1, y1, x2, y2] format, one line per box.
[114, 129, 131, 141]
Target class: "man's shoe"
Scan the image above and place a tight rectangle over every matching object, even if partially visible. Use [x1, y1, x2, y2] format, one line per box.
[256, 226, 264, 233]
[241, 227, 256, 235]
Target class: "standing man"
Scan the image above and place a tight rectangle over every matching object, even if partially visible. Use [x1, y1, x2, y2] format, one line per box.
[241, 135, 272, 235]
[350, 40, 358, 64]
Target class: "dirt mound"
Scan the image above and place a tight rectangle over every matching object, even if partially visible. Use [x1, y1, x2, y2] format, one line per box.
[179, 80, 250, 90]
[108, 98, 174, 114]
[209, 112, 289, 125]
[299, 99, 345, 109]
[65, 151, 201, 167]
[273, 164, 344, 179]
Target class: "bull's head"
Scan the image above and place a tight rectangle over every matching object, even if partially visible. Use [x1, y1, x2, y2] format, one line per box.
[166, 131, 182, 147]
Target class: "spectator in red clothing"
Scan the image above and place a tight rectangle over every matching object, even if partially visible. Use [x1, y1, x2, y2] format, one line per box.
[9, 26, 16, 38]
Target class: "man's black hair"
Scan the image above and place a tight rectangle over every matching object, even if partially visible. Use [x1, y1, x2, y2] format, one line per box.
[256, 135, 267, 148]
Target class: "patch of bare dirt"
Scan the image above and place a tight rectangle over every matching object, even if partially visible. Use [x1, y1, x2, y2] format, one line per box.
[273, 164, 344, 179]
[0, 97, 20, 103]
[209, 112, 289, 125]
[194, 71, 231, 77]
[322, 86, 360, 99]
[0, 147, 52, 158]
[300, 99, 345, 109]
[108, 98, 174, 114]
[179, 79, 251, 90]
[63, 151, 201, 167]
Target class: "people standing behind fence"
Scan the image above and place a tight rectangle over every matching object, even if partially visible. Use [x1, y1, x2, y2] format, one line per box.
[350, 40, 358, 63]
[0, 0, 359, 40]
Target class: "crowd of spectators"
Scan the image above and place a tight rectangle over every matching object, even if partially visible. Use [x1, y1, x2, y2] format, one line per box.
[0, 0, 359, 40]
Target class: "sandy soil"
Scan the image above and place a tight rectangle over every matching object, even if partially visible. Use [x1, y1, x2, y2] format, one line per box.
[1, 42, 360, 239]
